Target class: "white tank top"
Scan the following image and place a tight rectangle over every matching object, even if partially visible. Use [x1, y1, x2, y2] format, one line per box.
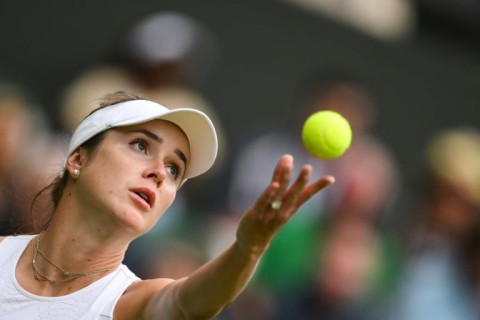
[0, 235, 139, 319]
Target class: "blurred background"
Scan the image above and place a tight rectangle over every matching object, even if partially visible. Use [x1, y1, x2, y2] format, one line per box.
[0, 0, 479, 319]
[0, 0, 478, 191]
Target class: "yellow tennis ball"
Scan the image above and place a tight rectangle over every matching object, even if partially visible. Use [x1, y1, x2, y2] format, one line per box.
[302, 110, 352, 159]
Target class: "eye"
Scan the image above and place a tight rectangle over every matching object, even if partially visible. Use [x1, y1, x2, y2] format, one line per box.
[166, 165, 178, 177]
[166, 163, 184, 181]
[130, 138, 149, 154]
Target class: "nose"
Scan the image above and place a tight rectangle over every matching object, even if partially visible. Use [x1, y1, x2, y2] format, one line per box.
[144, 164, 166, 187]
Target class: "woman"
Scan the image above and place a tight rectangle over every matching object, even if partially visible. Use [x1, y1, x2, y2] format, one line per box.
[0, 91, 334, 319]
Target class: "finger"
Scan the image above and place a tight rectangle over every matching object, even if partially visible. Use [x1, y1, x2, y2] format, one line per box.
[271, 154, 292, 181]
[280, 165, 312, 213]
[297, 175, 335, 206]
[272, 154, 293, 183]
[254, 181, 281, 212]
[270, 155, 293, 198]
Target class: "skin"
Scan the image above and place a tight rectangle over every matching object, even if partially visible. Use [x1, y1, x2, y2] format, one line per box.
[1, 118, 335, 320]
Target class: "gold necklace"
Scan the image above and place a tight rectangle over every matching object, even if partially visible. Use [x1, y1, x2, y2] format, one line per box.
[32, 233, 111, 286]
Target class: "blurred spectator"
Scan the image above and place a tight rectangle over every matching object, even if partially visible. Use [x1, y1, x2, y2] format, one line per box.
[0, 82, 60, 235]
[277, 71, 400, 320]
[383, 127, 480, 320]
[60, 11, 218, 131]
[210, 68, 401, 319]
[299, 69, 399, 224]
[277, 216, 381, 320]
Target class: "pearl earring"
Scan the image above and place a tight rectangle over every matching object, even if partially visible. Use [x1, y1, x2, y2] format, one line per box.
[73, 169, 80, 177]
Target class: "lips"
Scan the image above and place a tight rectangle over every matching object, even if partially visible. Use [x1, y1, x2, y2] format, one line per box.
[130, 188, 156, 208]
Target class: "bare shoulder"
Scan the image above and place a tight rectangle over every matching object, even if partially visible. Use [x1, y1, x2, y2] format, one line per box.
[114, 278, 180, 320]
[0, 236, 5, 243]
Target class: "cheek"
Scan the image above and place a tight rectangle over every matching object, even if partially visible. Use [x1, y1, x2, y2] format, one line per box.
[89, 147, 138, 177]
[81, 155, 134, 197]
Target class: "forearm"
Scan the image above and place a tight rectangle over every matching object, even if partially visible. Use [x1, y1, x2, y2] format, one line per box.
[148, 240, 264, 320]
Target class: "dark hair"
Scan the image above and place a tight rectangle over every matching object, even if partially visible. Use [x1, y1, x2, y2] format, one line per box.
[32, 91, 145, 230]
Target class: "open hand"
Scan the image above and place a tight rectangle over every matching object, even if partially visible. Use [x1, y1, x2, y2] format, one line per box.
[236, 154, 335, 255]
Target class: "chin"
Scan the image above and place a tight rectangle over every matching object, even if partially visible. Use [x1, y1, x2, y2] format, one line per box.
[115, 210, 153, 235]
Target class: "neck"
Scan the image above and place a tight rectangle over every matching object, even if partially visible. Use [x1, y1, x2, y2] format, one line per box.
[33, 194, 135, 282]
[41, 217, 127, 273]
[54, 184, 137, 245]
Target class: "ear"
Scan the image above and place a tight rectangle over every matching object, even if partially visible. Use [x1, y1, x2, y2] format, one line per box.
[65, 148, 86, 178]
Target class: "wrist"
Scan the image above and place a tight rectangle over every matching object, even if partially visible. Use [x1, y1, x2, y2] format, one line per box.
[234, 233, 269, 260]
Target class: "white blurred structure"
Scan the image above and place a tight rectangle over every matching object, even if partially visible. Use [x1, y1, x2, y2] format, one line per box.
[283, 0, 416, 42]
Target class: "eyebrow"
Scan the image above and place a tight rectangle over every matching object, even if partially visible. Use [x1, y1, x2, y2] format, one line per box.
[134, 129, 188, 168]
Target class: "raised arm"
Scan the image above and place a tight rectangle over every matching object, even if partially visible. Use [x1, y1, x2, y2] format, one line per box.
[139, 154, 334, 319]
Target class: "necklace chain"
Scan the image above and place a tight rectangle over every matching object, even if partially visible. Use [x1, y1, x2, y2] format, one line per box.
[32, 233, 111, 286]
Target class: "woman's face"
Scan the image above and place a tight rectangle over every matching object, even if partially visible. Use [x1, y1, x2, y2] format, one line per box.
[74, 119, 190, 235]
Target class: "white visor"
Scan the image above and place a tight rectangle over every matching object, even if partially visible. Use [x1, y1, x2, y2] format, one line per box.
[63, 99, 218, 181]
